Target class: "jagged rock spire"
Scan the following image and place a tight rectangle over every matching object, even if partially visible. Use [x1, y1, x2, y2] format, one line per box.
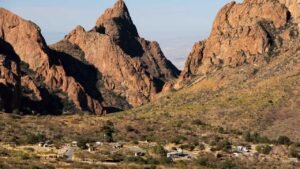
[96, 0, 132, 24]
[95, 0, 138, 36]
[94, 0, 140, 55]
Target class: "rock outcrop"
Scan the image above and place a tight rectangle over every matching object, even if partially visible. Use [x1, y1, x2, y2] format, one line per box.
[280, 0, 300, 27]
[64, 0, 180, 106]
[0, 39, 21, 112]
[181, 0, 299, 79]
[0, 8, 104, 114]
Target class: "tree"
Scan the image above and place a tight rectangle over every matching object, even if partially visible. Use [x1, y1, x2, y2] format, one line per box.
[101, 121, 114, 142]
[243, 131, 252, 142]
[277, 136, 291, 145]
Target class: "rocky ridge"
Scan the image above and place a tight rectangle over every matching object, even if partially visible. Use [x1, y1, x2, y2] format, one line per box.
[64, 0, 180, 106]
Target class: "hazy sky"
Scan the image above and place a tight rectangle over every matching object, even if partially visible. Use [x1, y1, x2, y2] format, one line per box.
[1, 0, 242, 69]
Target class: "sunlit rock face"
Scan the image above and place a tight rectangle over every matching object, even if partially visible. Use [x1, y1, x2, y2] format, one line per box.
[0, 8, 104, 114]
[65, 0, 180, 106]
[181, 0, 299, 79]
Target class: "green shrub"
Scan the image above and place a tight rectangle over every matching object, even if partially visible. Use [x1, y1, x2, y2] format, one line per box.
[192, 119, 205, 126]
[26, 133, 47, 144]
[256, 145, 272, 155]
[76, 137, 95, 150]
[0, 148, 10, 157]
[243, 131, 252, 142]
[20, 152, 31, 160]
[243, 131, 270, 143]
[197, 157, 209, 166]
[101, 121, 115, 142]
[218, 127, 225, 134]
[199, 143, 205, 150]
[171, 135, 187, 145]
[125, 125, 136, 132]
[216, 140, 232, 152]
[180, 144, 195, 151]
[291, 150, 300, 159]
[277, 136, 291, 145]
[152, 145, 167, 157]
[294, 142, 300, 147]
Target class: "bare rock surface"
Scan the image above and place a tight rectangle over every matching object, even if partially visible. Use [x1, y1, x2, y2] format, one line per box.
[65, 0, 180, 106]
[181, 0, 299, 79]
[0, 38, 21, 112]
[0, 8, 104, 114]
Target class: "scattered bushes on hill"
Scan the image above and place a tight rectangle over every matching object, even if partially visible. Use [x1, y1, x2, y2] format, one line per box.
[243, 131, 270, 143]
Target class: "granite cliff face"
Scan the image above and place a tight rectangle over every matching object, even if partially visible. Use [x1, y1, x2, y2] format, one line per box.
[0, 7, 104, 114]
[64, 0, 180, 106]
[181, 0, 300, 79]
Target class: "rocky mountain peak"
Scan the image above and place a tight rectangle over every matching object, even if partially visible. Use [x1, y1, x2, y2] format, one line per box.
[65, 1, 180, 107]
[95, 0, 138, 37]
[93, 0, 140, 56]
[96, 0, 132, 25]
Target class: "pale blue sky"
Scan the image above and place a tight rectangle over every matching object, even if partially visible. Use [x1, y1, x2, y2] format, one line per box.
[1, 0, 242, 69]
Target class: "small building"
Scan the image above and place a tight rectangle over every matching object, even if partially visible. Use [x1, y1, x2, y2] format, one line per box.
[236, 146, 249, 153]
[86, 143, 96, 152]
[167, 151, 182, 158]
[167, 149, 188, 159]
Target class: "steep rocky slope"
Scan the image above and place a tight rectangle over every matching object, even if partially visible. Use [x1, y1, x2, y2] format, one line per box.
[0, 7, 104, 114]
[63, 0, 180, 106]
[180, 0, 300, 80]
[0, 39, 21, 113]
[160, 0, 300, 139]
